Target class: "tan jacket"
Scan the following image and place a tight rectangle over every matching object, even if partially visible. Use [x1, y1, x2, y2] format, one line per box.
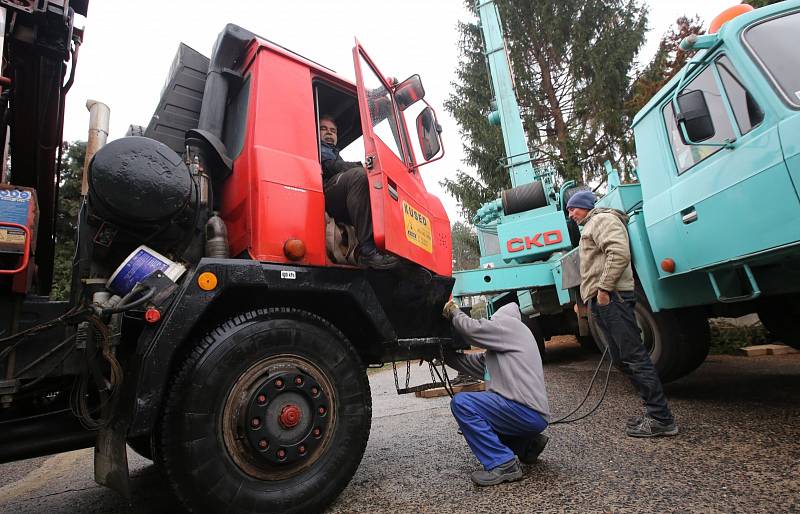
[578, 207, 635, 300]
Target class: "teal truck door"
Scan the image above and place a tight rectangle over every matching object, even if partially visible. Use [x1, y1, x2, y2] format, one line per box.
[661, 55, 799, 271]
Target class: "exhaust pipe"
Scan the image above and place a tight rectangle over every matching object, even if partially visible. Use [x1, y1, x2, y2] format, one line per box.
[81, 99, 110, 196]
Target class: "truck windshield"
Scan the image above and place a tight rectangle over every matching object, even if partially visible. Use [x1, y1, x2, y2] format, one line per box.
[744, 10, 800, 108]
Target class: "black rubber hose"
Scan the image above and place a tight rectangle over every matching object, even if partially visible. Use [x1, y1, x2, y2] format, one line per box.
[102, 286, 155, 315]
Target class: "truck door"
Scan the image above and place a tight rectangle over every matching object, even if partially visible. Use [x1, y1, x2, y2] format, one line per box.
[352, 43, 446, 273]
[660, 54, 799, 272]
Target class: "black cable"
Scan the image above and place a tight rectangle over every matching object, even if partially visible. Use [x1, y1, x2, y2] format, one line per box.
[550, 346, 612, 425]
[101, 285, 154, 315]
[554, 358, 613, 424]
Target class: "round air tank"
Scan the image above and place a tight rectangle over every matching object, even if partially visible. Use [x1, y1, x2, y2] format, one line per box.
[88, 136, 194, 227]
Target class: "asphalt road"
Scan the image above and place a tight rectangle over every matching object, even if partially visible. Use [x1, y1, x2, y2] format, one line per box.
[1, 340, 798, 513]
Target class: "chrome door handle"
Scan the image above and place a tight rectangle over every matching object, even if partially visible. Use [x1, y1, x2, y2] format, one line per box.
[681, 208, 698, 224]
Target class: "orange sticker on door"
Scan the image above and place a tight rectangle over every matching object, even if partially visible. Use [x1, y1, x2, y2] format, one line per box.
[402, 201, 432, 253]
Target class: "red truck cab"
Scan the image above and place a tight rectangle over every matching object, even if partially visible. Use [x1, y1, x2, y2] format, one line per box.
[219, 35, 452, 275]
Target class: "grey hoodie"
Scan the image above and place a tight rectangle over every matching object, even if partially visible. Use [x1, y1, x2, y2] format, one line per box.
[578, 207, 635, 301]
[445, 304, 550, 420]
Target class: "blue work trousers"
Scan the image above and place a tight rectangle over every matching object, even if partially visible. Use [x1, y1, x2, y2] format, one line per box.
[450, 391, 548, 470]
[590, 291, 674, 423]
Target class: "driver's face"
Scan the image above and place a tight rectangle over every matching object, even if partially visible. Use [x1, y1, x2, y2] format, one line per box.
[320, 118, 338, 146]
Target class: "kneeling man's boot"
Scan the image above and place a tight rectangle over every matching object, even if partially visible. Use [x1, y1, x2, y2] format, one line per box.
[470, 457, 523, 486]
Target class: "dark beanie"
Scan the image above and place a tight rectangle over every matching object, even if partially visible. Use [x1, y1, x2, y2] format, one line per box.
[566, 190, 596, 210]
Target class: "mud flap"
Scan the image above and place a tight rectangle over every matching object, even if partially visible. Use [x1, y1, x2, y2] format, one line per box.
[94, 424, 131, 498]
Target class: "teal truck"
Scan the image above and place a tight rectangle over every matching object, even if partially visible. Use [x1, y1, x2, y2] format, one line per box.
[453, 1, 800, 382]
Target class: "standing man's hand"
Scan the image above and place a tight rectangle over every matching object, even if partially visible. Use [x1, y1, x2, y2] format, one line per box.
[442, 300, 460, 320]
[597, 289, 611, 306]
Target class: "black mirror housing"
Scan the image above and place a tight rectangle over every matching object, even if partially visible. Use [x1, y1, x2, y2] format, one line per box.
[416, 107, 442, 160]
[676, 89, 715, 143]
[395, 74, 425, 111]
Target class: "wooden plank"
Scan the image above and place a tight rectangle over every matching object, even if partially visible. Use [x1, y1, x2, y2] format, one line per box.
[415, 381, 485, 398]
[765, 344, 799, 355]
[739, 345, 769, 356]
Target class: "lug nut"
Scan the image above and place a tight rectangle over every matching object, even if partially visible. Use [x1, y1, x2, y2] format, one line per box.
[313, 428, 321, 438]
[258, 439, 268, 449]
[298, 445, 306, 454]
[277, 449, 286, 459]
[275, 378, 284, 389]
[295, 376, 303, 385]
[257, 394, 267, 405]
[250, 417, 261, 428]
[318, 406, 326, 415]
[311, 387, 319, 396]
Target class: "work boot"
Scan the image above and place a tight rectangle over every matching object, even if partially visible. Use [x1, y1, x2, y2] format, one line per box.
[519, 433, 549, 464]
[626, 416, 643, 429]
[470, 457, 523, 487]
[626, 416, 679, 438]
[357, 249, 399, 270]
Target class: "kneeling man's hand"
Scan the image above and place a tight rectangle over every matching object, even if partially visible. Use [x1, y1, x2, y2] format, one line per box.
[442, 300, 460, 320]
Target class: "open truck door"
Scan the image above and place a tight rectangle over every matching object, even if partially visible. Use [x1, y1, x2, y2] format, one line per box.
[352, 42, 451, 276]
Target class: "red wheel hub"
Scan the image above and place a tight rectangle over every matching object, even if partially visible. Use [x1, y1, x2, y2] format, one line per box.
[279, 404, 302, 428]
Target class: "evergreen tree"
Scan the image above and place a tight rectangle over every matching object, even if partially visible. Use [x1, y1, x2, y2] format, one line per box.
[624, 15, 704, 162]
[451, 221, 480, 271]
[745, 0, 784, 8]
[444, 0, 647, 220]
[50, 141, 85, 300]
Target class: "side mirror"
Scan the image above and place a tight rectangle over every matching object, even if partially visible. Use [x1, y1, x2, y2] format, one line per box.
[395, 74, 425, 111]
[416, 107, 442, 160]
[676, 89, 715, 143]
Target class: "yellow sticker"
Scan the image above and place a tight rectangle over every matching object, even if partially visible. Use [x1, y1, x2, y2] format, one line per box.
[402, 201, 432, 253]
[0, 228, 25, 244]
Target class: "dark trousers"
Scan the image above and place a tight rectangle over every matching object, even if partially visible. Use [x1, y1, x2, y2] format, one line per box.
[324, 167, 375, 251]
[590, 291, 674, 423]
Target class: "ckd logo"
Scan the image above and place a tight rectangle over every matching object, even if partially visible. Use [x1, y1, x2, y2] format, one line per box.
[506, 230, 563, 253]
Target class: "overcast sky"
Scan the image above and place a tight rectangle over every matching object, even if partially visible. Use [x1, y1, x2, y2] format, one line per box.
[64, 0, 740, 223]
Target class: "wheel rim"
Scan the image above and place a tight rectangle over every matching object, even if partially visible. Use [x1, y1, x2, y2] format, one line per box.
[222, 354, 336, 480]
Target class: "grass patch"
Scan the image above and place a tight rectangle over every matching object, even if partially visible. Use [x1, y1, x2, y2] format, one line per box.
[709, 319, 769, 355]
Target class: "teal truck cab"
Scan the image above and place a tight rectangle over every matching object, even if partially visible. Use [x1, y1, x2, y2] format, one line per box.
[454, 1, 800, 382]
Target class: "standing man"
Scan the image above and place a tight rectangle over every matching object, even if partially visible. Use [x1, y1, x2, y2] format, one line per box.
[442, 301, 550, 486]
[566, 190, 678, 437]
[319, 115, 398, 269]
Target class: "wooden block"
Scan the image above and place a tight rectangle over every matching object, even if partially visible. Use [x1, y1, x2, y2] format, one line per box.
[415, 381, 485, 398]
[766, 344, 799, 355]
[739, 345, 769, 356]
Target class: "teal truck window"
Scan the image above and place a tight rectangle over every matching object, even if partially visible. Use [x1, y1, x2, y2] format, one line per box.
[663, 66, 736, 174]
[744, 11, 800, 108]
[716, 56, 764, 135]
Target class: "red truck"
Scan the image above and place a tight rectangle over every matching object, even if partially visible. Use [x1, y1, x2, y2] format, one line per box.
[0, 11, 455, 513]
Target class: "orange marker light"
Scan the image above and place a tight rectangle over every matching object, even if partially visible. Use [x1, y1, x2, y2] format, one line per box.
[709, 4, 754, 34]
[283, 239, 306, 261]
[661, 258, 676, 274]
[198, 271, 218, 291]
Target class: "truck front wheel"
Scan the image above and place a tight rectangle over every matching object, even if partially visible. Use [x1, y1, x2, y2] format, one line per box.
[157, 308, 372, 513]
[588, 286, 710, 383]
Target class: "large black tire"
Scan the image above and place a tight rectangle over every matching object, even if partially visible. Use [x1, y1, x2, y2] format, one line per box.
[157, 308, 372, 514]
[588, 286, 710, 383]
[757, 295, 800, 350]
